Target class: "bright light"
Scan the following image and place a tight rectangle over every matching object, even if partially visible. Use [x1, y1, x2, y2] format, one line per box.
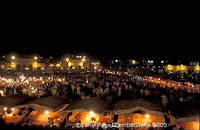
[11, 62, 16, 68]
[66, 58, 69, 62]
[32, 62, 38, 68]
[82, 58, 86, 62]
[4, 107, 7, 111]
[131, 60, 136, 64]
[19, 75, 26, 81]
[68, 62, 73, 67]
[57, 78, 62, 82]
[56, 64, 61, 67]
[11, 108, 14, 111]
[0, 90, 4, 96]
[34, 56, 38, 60]
[195, 65, 200, 72]
[11, 56, 15, 60]
[145, 114, 150, 119]
[166, 65, 173, 71]
[89, 111, 95, 116]
[79, 62, 83, 67]
[44, 110, 49, 115]
[7, 113, 13, 117]
[25, 67, 29, 70]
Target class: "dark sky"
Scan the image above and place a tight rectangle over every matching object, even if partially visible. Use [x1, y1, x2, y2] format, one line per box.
[1, 11, 198, 60]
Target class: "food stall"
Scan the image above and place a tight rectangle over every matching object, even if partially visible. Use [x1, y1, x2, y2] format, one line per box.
[113, 98, 165, 128]
[0, 94, 34, 124]
[175, 104, 199, 130]
[64, 98, 113, 126]
[16, 96, 71, 127]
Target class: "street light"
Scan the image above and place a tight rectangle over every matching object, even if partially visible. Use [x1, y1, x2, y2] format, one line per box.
[145, 114, 150, 119]
[34, 56, 38, 60]
[3, 107, 7, 111]
[11, 56, 15, 60]
[82, 58, 86, 62]
[44, 110, 49, 115]
[66, 58, 69, 62]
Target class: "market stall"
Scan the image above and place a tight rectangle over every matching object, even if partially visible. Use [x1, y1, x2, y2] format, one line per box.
[0, 94, 34, 124]
[64, 98, 113, 126]
[175, 104, 199, 130]
[16, 96, 71, 127]
[113, 99, 165, 126]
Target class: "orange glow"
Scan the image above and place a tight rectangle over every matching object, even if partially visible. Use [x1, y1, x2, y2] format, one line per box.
[79, 62, 83, 67]
[179, 121, 199, 130]
[82, 58, 86, 62]
[56, 64, 61, 68]
[68, 62, 73, 67]
[179, 65, 187, 71]
[4, 107, 8, 111]
[194, 65, 200, 72]
[32, 62, 38, 68]
[11, 62, 16, 69]
[166, 65, 173, 71]
[118, 113, 164, 124]
[44, 110, 49, 115]
[11, 56, 15, 60]
[66, 58, 69, 62]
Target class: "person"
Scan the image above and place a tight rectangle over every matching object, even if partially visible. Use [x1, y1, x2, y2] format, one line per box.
[48, 117, 54, 127]
[165, 111, 181, 130]
[118, 86, 121, 97]
[161, 94, 168, 109]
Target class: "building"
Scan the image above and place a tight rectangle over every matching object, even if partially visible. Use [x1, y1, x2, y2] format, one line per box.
[0, 55, 48, 71]
[165, 64, 200, 73]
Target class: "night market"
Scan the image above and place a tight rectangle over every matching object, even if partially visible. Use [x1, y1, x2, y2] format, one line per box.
[0, 54, 199, 130]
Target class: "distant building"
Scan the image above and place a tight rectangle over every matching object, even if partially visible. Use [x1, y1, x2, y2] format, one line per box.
[0, 55, 48, 71]
[165, 64, 200, 73]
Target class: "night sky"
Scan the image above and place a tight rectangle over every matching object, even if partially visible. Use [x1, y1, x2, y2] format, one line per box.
[1, 13, 198, 61]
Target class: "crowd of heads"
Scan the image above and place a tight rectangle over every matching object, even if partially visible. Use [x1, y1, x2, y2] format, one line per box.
[0, 71, 199, 105]
[0, 70, 199, 129]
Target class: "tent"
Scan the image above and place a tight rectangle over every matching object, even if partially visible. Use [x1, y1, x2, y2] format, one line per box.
[114, 98, 164, 116]
[16, 96, 71, 112]
[175, 103, 199, 130]
[113, 98, 165, 125]
[0, 94, 34, 108]
[63, 98, 113, 125]
[15, 96, 71, 127]
[0, 94, 34, 124]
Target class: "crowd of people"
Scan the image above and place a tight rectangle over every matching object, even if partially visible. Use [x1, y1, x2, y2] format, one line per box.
[0, 71, 199, 104]
[0, 71, 199, 129]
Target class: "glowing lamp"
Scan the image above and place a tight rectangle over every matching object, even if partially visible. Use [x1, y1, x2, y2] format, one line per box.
[4, 107, 7, 111]
[34, 56, 38, 60]
[132, 60, 136, 64]
[11, 108, 15, 111]
[44, 110, 49, 115]
[145, 114, 150, 119]
[56, 64, 60, 67]
[89, 111, 95, 116]
[82, 58, 86, 62]
[66, 58, 69, 62]
[11, 56, 15, 60]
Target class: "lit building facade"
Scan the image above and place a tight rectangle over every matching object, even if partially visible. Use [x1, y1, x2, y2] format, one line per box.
[0, 55, 47, 71]
[165, 65, 200, 73]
